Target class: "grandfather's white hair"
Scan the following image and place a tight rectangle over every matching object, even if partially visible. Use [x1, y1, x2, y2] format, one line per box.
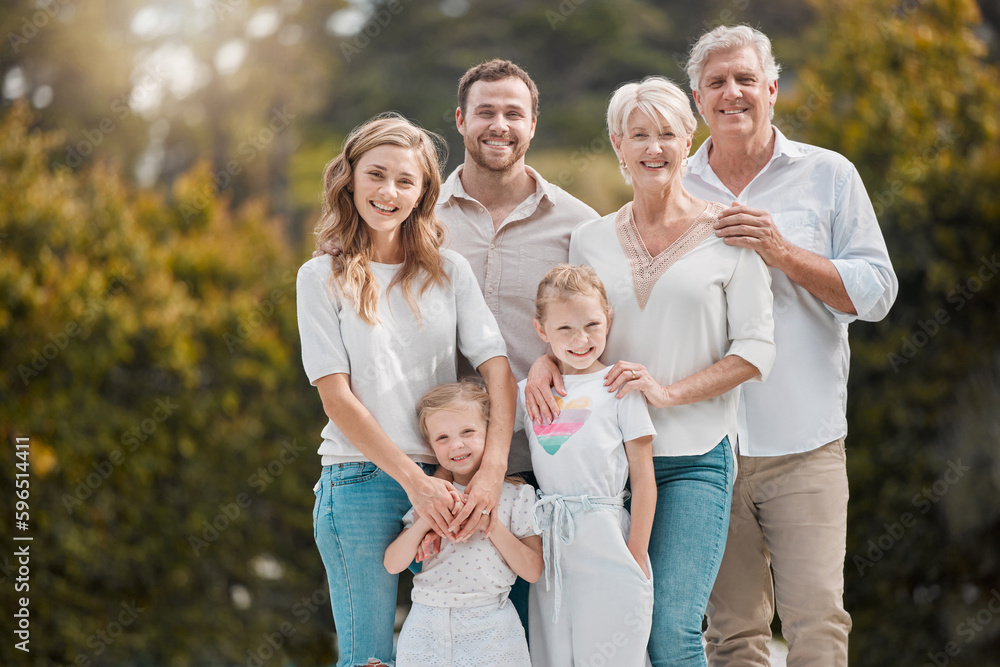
[606, 76, 697, 185]
[686, 25, 781, 91]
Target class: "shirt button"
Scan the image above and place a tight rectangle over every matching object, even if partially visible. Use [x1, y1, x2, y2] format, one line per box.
[488, 287, 494, 294]
[489, 243, 495, 250]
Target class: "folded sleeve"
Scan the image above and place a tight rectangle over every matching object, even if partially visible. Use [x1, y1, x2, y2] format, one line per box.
[827, 165, 898, 324]
[296, 261, 351, 384]
[402, 506, 416, 528]
[450, 252, 509, 369]
[508, 483, 540, 538]
[724, 248, 776, 383]
[617, 390, 657, 443]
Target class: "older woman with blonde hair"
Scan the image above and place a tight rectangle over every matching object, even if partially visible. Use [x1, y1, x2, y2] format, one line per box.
[526, 77, 775, 666]
[297, 113, 516, 666]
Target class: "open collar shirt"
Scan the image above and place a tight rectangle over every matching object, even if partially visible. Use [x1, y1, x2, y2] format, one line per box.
[437, 165, 600, 380]
[684, 127, 897, 457]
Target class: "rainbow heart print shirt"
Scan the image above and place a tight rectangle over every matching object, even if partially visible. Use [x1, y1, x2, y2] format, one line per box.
[532, 395, 592, 455]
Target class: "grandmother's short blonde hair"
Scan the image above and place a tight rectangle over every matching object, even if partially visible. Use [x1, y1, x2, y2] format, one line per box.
[606, 76, 697, 185]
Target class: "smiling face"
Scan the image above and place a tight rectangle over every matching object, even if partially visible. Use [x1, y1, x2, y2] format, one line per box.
[534, 293, 610, 375]
[424, 404, 487, 486]
[457, 77, 537, 174]
[612, 109, 692, 192]
[351, 144, 425, 253]
[692, 44, 777, 145]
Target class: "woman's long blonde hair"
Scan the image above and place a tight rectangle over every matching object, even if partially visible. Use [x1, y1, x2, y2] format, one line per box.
[315, 113, 448, 325]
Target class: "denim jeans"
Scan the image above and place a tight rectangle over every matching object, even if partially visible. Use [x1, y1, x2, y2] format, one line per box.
[507, 469, 538, 640]
[647, 438, 734, 667]
[313, 461, 434, 667]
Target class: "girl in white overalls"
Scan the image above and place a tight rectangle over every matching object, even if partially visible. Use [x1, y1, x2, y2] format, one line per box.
[516, 264, 657, 666]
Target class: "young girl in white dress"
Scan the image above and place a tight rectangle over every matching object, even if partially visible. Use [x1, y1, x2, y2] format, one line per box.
[386, 380, 543, 667]
[518, 264, 657, 667]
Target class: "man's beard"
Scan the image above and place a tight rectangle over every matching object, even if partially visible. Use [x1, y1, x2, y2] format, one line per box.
[464, 133, 528, 174]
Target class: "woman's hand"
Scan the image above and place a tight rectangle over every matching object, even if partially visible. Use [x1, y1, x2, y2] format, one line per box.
[406, 475, 464, 538]
[450, 464, 504, 541]
[604, 361, 672, 408]
[524, 354, 565, 424]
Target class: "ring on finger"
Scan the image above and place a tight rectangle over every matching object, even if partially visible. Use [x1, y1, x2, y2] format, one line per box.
[631, 369, 638, 381]
[481, 508, 489, 515]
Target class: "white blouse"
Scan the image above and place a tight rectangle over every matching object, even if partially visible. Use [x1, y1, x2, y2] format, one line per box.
[569, 201, 775, 457]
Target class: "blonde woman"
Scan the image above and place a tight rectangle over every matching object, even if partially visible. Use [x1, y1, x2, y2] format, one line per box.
[296, 114, 516, 666]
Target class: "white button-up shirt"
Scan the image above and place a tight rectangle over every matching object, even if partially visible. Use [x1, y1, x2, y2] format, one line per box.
[684, 127, 898, 457]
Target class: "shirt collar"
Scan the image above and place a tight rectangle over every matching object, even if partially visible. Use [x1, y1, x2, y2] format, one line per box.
[689, 125, 805, 178]
[440, 163, 554, 207]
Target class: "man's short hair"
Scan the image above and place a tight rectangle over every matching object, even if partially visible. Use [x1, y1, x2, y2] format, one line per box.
[457, 59, 540, 119]
[686, 25, 781, 92]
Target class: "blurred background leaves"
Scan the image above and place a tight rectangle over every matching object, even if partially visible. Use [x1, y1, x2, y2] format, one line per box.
[1, 0, 998, 664]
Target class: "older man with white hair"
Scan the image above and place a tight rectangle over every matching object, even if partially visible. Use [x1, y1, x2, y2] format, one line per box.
[682, 25, 897, 666]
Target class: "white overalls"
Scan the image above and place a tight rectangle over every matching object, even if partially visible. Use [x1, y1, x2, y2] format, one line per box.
[516, 370, 657, 667]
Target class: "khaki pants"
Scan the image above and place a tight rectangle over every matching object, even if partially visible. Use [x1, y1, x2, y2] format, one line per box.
[705, 439, 852, 667]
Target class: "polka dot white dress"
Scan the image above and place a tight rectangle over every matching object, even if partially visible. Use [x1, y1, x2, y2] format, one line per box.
[395, 482, 537, 667]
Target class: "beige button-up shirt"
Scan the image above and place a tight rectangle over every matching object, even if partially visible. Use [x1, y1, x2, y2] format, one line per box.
[437, 165, 599, 472]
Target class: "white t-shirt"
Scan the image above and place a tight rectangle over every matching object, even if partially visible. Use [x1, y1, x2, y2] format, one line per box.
[571, 202, 775, 458]
[296, 250, 508, 465]
[515, 371, 656, 497]
[405, 481, 538, 608]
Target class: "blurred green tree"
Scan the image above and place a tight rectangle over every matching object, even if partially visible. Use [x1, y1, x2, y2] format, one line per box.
[775, 0, 1000, 663]
[0, 103, 335, 666]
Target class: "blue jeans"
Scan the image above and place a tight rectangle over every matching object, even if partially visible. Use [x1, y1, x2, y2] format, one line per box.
[648, 438, 734, 667]
[313, 462, 434, 667]
[507, 469, 538, 640]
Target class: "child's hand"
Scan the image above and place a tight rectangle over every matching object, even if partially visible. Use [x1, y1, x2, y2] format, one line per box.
[630, 547, 650, 580]
[416, 532, 443, 563]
